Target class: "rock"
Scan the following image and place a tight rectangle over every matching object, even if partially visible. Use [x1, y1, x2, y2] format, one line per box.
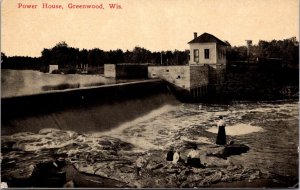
[97, 136, 135, 151]
[206, 157, 230, 168]
[180, 181, 190, 188]
[75, 164, 94, 175]
[208, 171, 222, 184]
[119, 166, 134, 173]
[226, 165, 239, 171]
[195, 171, 222, 187]
[8, 160, 67, 188]
[186, 174, 204, 183]
[204, 170, 217, 176]
[180, 169, 192, 176]
[1, 141, 16, 152]
[221, 174, 232, 182]
[149, 163, 164, 170]
[31, 162, 66, 187]
[207, 144, 250, 159]
[63, 180, 75, 188]
[186, 157, 205, 168]
[165, 168, 180, 174]
[94, 169, 109, 178]
[1, 182, 8, 188]
[223, 144, 250, 157]
[39, 128, 60, 135]
[198, 179, 211, 187]
[241, 167, 251, 174]
[178, 174, 187, 182]
[248, 171, 261, 182]
[232, 173, 246, 181]
[136, 157, 148, 168]
[272, 179, 281, 184]
[10, 164, 35, 179]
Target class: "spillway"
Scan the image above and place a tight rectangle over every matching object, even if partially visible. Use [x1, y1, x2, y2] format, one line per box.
[2, 79, 179, 135]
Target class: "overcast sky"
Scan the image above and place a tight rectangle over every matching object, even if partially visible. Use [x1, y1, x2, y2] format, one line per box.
[1, 0, 299, 57]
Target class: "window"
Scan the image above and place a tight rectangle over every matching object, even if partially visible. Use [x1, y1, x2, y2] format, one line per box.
[220, 49, 223, 59]
[204, 49, 210, 59]
[219, 49, 223, 59]
[194, 49, 199, 63]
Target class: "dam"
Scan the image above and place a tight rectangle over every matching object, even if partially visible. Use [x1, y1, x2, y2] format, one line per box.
[2, 79, 179, 135]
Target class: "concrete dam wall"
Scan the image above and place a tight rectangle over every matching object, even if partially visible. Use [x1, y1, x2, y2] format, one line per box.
[2, 80, 179, 135]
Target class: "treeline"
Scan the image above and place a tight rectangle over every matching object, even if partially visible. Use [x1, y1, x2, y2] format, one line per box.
[1, 37, 299, 72]
[1, 42, 189, 72]
[41, 42, 189, 68]
[227, 37, 299, 68]
[1, 53, 41, 70]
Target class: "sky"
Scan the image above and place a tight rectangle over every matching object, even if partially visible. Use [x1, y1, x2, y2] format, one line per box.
[1, 0, 299, 57]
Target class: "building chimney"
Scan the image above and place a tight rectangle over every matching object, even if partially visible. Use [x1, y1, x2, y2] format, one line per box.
[194, 32, 197, 39]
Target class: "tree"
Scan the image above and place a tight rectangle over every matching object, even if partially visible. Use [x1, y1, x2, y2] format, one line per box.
[1, 52, 7, 64]
[131, 46, 151, 63]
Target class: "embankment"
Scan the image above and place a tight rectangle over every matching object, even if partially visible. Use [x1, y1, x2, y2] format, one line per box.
[2, 80, 179, 135]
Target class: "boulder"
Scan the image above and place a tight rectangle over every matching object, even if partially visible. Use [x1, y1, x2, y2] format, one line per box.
[31, 162, 66, 187]
[207, 144, 250, 159]
[8, 164, 36, 187]
[248, 171, 262, 182]
[223, 144, 250, 157]
[206, 171, 222, 184]
[148, 163, 164, 170]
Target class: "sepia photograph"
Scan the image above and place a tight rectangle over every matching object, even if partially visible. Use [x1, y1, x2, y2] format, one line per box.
[1, 0, 299, 188]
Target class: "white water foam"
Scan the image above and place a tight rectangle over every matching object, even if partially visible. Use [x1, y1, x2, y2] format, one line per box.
[180, 136, 213, 145]
[206, 123, 264, 136]
[90, 104, 177, 150]
[92, 104, 177, 137]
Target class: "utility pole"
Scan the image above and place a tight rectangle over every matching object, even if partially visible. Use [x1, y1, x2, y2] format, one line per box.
[160, 52, 163, 65]
[246, 40, 252, 63]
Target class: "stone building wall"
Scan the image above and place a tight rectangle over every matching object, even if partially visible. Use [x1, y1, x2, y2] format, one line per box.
[104, 64, 116, 78]
[190, 65, 210, 89]
[148, 66, 190, 90]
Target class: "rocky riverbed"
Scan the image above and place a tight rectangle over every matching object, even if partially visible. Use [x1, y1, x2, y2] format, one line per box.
[1, 101, 298, 188]
[0, 129, 266, 187]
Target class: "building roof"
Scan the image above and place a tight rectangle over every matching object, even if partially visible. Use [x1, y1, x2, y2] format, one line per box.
[188, 32, 228, 46]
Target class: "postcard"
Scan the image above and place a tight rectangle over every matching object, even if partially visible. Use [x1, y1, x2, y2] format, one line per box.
[1, 0, 299, 188]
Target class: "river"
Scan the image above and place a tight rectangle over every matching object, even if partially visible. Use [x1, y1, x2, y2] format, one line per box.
[1, 99, 298, 188]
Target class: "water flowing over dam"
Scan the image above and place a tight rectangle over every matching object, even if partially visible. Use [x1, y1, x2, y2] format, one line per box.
[2, 79, 179, 135]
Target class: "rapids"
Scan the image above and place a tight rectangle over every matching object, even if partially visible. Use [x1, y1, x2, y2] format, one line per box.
[1, 100, 298, 188]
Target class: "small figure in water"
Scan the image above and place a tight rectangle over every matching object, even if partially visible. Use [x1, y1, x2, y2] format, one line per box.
[186, 144, 205, 168]
[172, 151, 180, 164]
[166, 147, 174, 161]
[216, 116, 226, 145]
[166, 147, 185, 165]
[172, 150, 184, 164]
